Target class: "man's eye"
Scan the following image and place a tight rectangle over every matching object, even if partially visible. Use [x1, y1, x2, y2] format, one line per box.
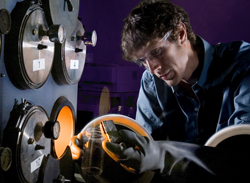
[138, 58, 146, 62]
[150, 47, 163, 57]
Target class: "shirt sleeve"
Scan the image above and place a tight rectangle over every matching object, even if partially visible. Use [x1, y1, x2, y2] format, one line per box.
[228, 72, 250, 125]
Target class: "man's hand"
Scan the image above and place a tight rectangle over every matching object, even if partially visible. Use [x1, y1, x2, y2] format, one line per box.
[104, 129, 165, 174]
[69, 132, 88, 160]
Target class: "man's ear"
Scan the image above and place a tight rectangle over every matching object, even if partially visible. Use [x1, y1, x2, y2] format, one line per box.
[178, 22, 187, 45]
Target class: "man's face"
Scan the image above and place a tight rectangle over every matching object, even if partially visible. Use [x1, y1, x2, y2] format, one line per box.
[134, 37, 191, 86]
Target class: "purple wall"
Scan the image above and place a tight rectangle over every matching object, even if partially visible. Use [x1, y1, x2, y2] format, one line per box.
[173, 0, 250, 44]
[79, 0, 141, 66]
[79, 0, 250, 66]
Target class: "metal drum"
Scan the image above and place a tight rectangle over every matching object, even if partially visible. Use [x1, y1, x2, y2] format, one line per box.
[4, 1, 64, 89]
[52, 20, 87, 85]
[1, 99, 52, 183]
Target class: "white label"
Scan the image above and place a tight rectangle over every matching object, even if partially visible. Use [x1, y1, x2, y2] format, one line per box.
[70, 60, 79, 69]
[30, 154, 44, 173]
[33, 58, 45, 71]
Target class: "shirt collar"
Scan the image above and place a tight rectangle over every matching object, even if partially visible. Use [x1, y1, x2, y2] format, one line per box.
[196, 36, 215, 87]
[171, 36, 214, 94]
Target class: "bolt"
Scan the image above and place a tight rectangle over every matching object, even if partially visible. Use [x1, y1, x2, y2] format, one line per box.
[32, 29, 38, 35]
[37, 44, 48, 50]
[35, 145, 45, 150]
[28, 138, 35, 144]
[75, 48, 83, 53]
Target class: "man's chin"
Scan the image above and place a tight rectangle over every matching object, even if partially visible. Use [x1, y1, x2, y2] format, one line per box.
[163, 79, 180, 87]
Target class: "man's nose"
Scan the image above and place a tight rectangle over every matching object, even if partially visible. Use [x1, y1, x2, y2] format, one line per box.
[145, 59, 161, 74]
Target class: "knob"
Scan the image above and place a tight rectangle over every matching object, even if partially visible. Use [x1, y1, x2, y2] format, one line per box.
[77, 30, 97, 47]
[43, 121, 60, 140]
[35, 145, 45, 150]
[75, 48, 83, 53]
[47, 25, 66, 43]
[0, 9, 11, 35]
[37, 44, 48, 50]
[39, 24, 66, 44]
[64, 0, 73, 12]
[0, 147, 12, 171]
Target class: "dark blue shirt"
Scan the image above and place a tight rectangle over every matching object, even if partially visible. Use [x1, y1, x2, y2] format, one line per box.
[136, 36, 250, 144]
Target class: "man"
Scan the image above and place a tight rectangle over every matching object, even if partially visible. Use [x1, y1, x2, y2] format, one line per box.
[72, 0, 250, 182]
[121, 0, 250, 143]
[104, 0, 250, 182]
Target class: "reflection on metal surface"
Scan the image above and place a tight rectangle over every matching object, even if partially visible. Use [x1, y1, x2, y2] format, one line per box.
[99, 86, 111, 116]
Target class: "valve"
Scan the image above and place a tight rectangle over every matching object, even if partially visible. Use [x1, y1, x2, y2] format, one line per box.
[43, 121, 60, 140]
[36, 24, 66, 44]
[76, 30, 97, 47]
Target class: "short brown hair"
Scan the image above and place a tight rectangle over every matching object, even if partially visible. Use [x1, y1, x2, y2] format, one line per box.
[121, 0, 196, 61]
